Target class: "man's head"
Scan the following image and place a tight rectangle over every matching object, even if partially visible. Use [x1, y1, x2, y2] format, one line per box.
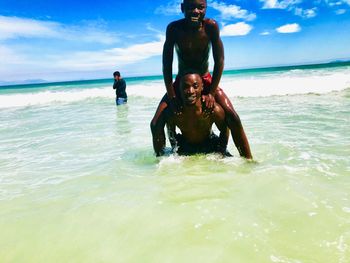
[180, 73, 203, 106]
[113, 71, 121, 80]
[181, 0, 207, 27]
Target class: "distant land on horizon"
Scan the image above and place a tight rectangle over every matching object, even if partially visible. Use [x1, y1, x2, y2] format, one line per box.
[1, 59, 350, 88]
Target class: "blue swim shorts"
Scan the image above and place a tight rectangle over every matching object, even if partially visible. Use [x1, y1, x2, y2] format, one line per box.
[116, 97, 127, 105]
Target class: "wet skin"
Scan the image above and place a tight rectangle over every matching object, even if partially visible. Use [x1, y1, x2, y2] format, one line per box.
[151, 73, 229, 156]
[151, 0, 252, 159]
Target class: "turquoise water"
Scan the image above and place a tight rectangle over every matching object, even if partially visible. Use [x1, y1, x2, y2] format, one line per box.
[0, 63, 350, 262]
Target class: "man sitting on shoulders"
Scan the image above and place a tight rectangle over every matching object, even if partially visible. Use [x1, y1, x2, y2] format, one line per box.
[150, 0, 252, 159]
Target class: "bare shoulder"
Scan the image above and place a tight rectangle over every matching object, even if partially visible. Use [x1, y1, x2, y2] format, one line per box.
[204, 18, 220, 39]
[166, 19, 184, 41]
[167, 19, 185, 30]
[204, 18, 220, 31]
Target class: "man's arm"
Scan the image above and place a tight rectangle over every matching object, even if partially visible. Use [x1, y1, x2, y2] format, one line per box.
[213, 104, 229, 154]
[201, 19, 224, 109]
[163, 23, 176, 99]
[163, 22, 182, 114]
[121, 79, 126, 95]
[166, 121, 177, 149]
[208, 19, 224, 96]
[150, 107, 168, 156]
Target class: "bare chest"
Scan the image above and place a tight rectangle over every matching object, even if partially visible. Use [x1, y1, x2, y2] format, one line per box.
[175, 30, 210, 54]
[173, 113, 213, 142]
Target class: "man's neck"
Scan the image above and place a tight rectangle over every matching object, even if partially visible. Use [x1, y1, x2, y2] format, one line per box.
[184, 19, 204, 31]
[183, 101, 202, 114]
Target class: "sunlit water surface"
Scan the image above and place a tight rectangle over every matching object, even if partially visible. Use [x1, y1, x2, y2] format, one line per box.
[0, 66, 349, 262]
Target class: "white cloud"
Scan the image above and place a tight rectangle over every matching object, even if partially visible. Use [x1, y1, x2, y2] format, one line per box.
[0, 44, 42, 81]
[0, 16, 59, 40]
[41, 35, 165, 70]
[260, 0, 302, 9]
[294, 7, 317, 18]
[327, 0, 350, 6]
[260, 1, 317, 19]
[146, 24, 163, 35]
[335, 8, 347, 14]
[221, 22, 253, 36]
[260, 0, 277, 8]
[155, 0, 182, 15]
[155, 0, 257, 21]
[260, 31, 271, 35]
[208, 1, 256, 21]
[276, 23, 301, 33]
[322, 0, 350, 15]
[0, 15, 164, 82]
[326, 1, 342, 6]
[0, 45, 25, 64]
[0, 34, 164, 82]
[0, 16, 119, 44]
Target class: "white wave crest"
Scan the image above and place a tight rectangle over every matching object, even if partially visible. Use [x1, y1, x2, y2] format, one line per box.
[0, 87, 115, 109]
[0, 69, 349, 109]
[220, 70, 350, 97]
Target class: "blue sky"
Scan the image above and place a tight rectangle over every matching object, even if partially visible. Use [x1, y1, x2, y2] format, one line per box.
[1, 0, 350, 83]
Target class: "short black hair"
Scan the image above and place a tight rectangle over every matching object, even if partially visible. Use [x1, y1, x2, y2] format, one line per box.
[183, 0, 206, 3]
[180, 71, 203, 86]
[180, 69, 201, 78]
[113, 71, 120, 77]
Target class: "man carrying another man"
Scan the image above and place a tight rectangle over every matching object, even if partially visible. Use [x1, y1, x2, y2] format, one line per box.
[150, 0, 252, 159]
[151, 72, 231, 156]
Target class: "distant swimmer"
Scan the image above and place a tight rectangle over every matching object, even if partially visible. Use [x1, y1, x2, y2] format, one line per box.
[151, 72, 231, 156]
[150, 0, 252, 159]
[113, 71, 127, 105]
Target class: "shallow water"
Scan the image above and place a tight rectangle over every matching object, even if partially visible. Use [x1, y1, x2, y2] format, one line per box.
[1, 66, 350, 262]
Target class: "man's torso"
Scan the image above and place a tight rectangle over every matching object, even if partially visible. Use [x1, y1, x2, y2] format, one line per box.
[171, 19, 213, 76]
[114, 79, 127, 98]
[169, 104, 218, 145]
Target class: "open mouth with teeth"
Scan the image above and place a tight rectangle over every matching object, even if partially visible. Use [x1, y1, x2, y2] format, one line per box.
[185, 95, 197, 103]
[191, 16, 199, 22]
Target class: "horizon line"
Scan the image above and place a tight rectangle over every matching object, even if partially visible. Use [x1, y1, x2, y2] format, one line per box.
[1, 59, 350, 88]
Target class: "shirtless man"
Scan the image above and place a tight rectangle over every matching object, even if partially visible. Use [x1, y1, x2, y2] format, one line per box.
[151, 72, 229, 156]
[150, 0, 253, 159]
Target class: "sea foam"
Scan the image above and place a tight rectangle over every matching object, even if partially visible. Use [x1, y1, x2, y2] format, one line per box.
[0, 68, 349, 109]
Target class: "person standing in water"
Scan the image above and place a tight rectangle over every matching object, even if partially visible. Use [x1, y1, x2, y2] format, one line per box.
[150, 0, 253, 159]
[113, 71, 127, 106]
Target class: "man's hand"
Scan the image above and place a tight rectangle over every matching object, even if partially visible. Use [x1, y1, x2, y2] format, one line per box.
[202, 94, 215, 109]
[169, 97, 182, 116]
[201, 94, 215, 117]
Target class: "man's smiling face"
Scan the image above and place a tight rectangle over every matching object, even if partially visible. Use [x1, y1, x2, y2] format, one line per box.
[181, 0, 207, 27]
[180, 73, 203, 106]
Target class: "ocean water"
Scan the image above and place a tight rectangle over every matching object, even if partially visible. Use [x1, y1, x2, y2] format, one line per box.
[0, 63, 350, 262]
